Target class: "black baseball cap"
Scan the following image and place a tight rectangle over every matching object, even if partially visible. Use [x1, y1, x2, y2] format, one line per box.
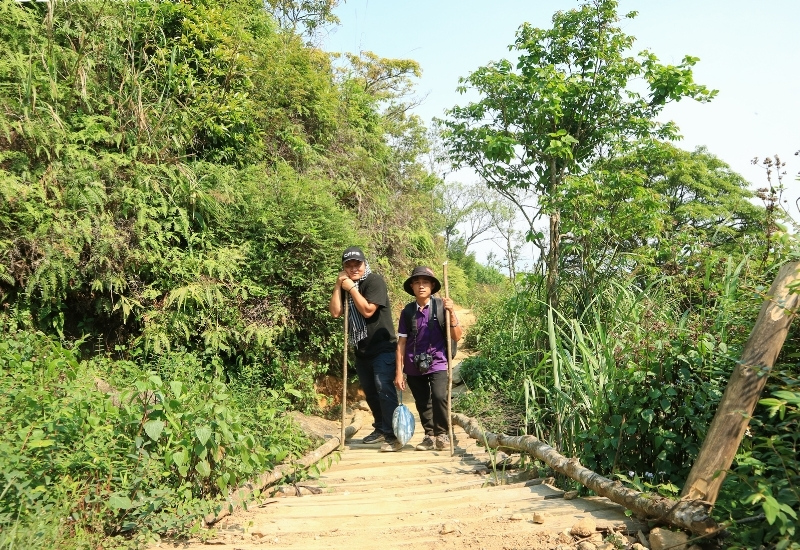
[341, 246, 366, 264]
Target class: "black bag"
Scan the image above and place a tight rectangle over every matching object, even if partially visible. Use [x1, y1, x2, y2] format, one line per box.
[402, 296, 457, 359]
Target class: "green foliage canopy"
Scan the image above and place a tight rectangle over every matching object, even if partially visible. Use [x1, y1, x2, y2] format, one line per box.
[560, 142, 769, 312]
[0, 0, 446, 376]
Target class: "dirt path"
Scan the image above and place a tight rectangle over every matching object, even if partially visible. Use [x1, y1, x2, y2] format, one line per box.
[154, 307, 646, 550]
[452, 305, 476, 363]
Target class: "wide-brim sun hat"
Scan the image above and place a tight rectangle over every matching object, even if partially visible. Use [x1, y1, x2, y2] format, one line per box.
[403, 266, 441, 295]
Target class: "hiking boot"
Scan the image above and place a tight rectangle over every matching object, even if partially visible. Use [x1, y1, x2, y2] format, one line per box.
[415, 435, 435, 451]
[435, 434, 450, 451]
[362, 430, 385, 444]
[380, 439, 403, 452]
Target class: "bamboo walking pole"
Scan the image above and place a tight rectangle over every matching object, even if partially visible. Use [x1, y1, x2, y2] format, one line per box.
[443, 262, 455, 456]
[340, 291, 349, 451]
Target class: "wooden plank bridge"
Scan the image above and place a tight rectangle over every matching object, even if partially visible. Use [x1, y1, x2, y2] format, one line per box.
[162, 398, 646, 550]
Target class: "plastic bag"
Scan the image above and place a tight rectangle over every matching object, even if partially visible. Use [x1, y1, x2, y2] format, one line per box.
[392, 403, 415, 446]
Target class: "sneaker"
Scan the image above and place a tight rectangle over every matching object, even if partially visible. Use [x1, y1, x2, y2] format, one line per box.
[435, 434, 450, 451]
[362, 430, 385, 444]
[380, 439, 403, 452]
[415, 436, 435, 451]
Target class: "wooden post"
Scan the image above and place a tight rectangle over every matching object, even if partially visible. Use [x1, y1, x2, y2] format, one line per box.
[340, 293, 349, 452]
[443, 262, 455, 456]
[681, 262, 800, 504]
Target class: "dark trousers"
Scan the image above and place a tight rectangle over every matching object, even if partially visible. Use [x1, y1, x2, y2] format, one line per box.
[406, 370, 449, 437]
[355, 351, 399, 441]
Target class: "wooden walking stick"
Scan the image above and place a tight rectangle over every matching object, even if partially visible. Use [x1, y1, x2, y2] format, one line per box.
[340, 290, 349, 452]
[443, 262, 455, 456]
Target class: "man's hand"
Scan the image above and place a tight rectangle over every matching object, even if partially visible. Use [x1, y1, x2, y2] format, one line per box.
[443, 297, 460, 328]
[338, 271, 355, 291]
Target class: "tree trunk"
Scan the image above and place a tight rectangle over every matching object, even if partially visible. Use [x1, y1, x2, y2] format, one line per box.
[505, 230, 517, 281]
[681, 261, 800, 504]
[451, 413, 719, 535]
[545, 164, 560, 313]
[546, 210, 560, 312]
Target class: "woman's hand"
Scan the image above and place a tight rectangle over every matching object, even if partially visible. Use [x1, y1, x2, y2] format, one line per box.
[394, 374, 406, 391]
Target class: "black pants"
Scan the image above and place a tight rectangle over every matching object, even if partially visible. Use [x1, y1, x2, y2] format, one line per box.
[406, 370, 449, 437]
[355, 351, 399, 440]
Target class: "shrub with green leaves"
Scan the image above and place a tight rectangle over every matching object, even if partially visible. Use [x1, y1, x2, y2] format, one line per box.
[718, 370, 799, 549]
[457, 253, 800, 550]
[457, 257, 768, 478]
[0, 323, 308, 547]
[0, 0, 450, 387]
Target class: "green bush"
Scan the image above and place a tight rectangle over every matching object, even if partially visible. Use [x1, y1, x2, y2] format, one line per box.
[460, 258, 766, 480]
[0, 0, 452, 387]
[718, 370, 800, 549]
[0, 324, 309, 547]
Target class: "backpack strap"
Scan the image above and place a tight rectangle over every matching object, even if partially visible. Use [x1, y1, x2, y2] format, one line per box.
[403, 302, 418, 339]
[429, 296, 446, 335]
[403, 301, 426, 357]
[431, 296, 457, 359]
[405, 300, 442, 338]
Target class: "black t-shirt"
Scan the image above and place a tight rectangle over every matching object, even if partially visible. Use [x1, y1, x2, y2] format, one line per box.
[353, 272, 397, 358]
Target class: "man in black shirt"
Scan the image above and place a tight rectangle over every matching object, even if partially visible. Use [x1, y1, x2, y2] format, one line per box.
[329, 246, 402, 452]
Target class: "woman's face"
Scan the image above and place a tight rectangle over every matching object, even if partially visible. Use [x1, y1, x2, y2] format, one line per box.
[344, 260, 365, 281]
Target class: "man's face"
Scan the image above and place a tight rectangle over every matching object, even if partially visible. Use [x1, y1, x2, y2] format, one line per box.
[410, 276, 433, 299]
[343, 260, 365, 281]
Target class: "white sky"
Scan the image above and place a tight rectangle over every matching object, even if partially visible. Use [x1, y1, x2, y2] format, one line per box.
[323, 0, 800, 264]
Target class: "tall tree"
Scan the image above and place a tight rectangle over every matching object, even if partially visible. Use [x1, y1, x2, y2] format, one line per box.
[442, 0, 715, 311]
[329, 50, 437, 262]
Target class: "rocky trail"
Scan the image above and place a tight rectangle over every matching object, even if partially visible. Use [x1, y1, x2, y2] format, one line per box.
[156, 308, 652, 550]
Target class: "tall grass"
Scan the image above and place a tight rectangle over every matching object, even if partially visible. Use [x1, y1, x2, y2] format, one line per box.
[458, 257, 754, 481]
[522, 276, 671, 455]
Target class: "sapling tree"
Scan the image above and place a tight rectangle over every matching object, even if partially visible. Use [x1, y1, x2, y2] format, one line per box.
[442, 0, 716, 311]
